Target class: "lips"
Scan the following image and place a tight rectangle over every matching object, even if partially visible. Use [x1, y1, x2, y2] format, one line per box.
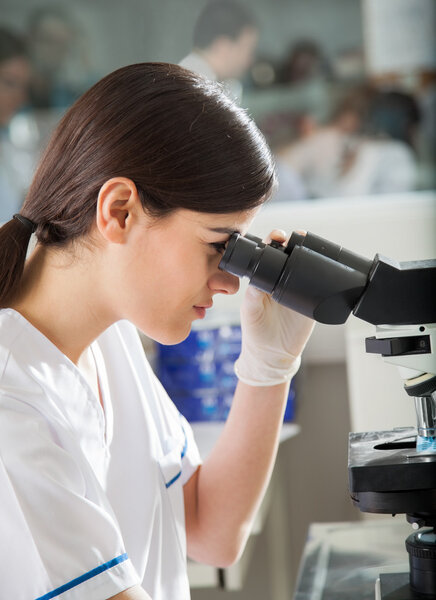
[192, 302, 213, 320]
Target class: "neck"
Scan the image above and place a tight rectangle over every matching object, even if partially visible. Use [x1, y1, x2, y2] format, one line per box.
[10, 244, 114, 364]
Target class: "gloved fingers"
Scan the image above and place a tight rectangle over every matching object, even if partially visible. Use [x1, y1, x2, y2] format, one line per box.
[263, 228, 307, 245]
[276, 309, 315, 356]
[241, 285, 270, 323]
[263, 229, 287, 245]
[281, 312, 315, 344]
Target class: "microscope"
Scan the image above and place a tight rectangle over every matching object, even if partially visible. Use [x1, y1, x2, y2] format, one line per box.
[219, 230, 436, 599]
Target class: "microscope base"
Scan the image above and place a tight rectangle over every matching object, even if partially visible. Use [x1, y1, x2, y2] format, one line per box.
[376, 572, 424, 599]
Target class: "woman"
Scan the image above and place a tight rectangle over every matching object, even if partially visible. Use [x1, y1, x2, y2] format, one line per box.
[0, 63, 313, 600]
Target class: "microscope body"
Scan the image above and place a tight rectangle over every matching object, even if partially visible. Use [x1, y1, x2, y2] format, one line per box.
[219, 230, 436, 598]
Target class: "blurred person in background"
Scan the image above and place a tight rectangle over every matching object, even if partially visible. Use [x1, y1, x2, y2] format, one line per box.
[276, 39, 333, 87]
[279, 86, 421, 198]
[262, 113, 309, 203]
[417, 75, 436, 180]
[0, 27, 33, 222]
[333, 89, 421, 196]
[275, 85, 375, 200]
[179, 0, 258, 102]
[26, 6, 94, 110]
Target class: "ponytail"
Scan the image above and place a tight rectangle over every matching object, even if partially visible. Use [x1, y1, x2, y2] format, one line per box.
[0, 217, 34, 307]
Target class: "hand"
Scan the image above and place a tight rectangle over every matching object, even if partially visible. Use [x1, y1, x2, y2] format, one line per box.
[235, 230, 315, 386]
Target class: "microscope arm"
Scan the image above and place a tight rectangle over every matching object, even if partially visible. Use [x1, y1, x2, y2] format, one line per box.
[353, 255, 436, 326]
[267, 232, 436, 327]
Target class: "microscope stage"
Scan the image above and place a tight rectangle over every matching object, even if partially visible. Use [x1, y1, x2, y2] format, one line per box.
[348, 428, 436, 514]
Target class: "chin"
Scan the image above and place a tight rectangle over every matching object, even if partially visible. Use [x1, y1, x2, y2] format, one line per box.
[138, 323, 192, 346]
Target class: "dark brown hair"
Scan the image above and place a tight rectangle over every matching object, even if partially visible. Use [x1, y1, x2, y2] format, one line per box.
[0, 27, 28, 63]
[0, 62, 275, 305]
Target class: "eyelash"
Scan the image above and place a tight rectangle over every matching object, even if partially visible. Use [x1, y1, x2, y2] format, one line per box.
[210, 241, 228, 254]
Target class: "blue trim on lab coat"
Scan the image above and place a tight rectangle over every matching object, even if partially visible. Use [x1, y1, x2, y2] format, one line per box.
[35, 553, 129, 599]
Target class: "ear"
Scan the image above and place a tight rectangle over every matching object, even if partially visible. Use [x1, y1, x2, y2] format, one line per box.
[96, 177, 144, 244]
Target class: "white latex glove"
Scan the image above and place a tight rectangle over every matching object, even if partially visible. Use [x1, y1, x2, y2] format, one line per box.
[235, 230, 315, 386]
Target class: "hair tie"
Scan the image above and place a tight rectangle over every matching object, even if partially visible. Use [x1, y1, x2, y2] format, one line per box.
[13, 214, 37, 233]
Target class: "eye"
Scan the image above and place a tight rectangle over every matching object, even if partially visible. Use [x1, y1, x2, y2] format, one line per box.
[210, 241, 228, 254]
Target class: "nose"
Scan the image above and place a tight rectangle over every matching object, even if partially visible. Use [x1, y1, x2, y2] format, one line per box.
[208, 270, 240, 296]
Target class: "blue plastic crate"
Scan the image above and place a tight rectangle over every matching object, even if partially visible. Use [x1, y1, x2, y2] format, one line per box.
[156, 324, 296, 423]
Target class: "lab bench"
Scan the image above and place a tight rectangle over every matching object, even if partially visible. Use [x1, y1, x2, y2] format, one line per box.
[294, 518, 412, 600]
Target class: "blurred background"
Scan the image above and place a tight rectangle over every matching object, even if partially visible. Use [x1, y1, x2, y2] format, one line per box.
[1, 0, 435, 219]
[1, 0, 435, 598]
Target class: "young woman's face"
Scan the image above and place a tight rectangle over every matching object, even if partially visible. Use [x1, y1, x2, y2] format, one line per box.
[117, 207, 259, 344]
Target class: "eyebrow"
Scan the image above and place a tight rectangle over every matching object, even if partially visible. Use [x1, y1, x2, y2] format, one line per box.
[208, 227, 241, 235]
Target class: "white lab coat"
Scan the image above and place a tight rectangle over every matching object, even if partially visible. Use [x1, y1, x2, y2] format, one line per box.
[282, 128, 417, 199]
[0, 308, 201, 600]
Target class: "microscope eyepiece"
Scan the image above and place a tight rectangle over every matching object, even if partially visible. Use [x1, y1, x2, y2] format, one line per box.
[219, 233, 289, 295]
[219, 231, 373, 324]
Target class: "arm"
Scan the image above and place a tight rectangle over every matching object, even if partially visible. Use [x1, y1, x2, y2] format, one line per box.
[184, 230, 314, 567]
[109, 586, 152, 600]
[184, 379, 290, 567]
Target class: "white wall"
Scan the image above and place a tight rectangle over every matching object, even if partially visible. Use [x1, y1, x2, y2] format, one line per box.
[212, 191, 436, 432]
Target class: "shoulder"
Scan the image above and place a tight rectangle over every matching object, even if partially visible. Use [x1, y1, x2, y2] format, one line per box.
[361, 139, 415, 163]
[283, 127, 342, 164]
[357, 139, 417, 192]
[179, 52, 216, 80]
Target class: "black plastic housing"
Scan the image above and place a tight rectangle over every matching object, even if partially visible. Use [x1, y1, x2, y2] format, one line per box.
[219, 231, 436, 326]
[354, 256, 436, 325]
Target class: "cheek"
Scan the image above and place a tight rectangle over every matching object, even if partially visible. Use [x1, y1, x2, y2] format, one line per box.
[126, 247, 194, 309]
[120, 235, 216, 319]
